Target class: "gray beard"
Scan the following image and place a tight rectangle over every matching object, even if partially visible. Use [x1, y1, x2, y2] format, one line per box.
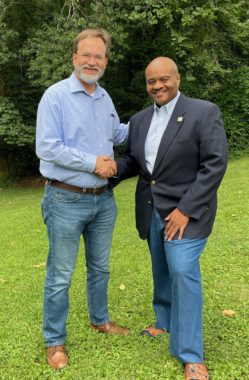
[78, 69, 105, 84]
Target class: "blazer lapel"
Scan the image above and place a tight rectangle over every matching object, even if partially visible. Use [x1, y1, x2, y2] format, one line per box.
[153, 94, 186, 174]
[138, 106, 154, 173]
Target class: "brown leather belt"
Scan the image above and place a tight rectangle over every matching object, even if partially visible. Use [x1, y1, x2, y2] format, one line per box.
[46, 179, 108, 195]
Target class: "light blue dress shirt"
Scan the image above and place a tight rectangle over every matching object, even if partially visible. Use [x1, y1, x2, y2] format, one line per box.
[145, 91, 180, 173]
[36, 72, 128, 187]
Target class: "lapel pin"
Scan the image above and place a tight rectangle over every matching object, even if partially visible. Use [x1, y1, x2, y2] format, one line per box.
[177, 116, 184, 123]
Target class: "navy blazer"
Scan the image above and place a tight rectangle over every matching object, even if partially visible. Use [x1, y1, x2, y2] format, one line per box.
[114, 93, 228, 240]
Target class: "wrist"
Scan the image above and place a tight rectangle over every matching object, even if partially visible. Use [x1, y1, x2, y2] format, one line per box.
[178, 208, 190, 218]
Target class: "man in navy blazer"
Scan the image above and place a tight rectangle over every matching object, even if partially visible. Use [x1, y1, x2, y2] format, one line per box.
[112, 57, 228, 380]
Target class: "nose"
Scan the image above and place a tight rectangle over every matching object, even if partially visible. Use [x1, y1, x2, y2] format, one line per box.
[152, 81, 164, 90]
[87, 55, 97, 66]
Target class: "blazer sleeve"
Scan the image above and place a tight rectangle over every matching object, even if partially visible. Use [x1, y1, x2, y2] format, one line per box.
[177, 104, 228, 220]
[109, 119, 140, 187]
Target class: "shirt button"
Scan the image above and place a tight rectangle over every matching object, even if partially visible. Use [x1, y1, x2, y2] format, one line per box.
[151, 180, 156, 185]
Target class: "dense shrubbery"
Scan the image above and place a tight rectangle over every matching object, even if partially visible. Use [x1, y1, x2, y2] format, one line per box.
[213, 67, 249, 154]
[0, 0, 249, 177]
[0, 97, 34, 146]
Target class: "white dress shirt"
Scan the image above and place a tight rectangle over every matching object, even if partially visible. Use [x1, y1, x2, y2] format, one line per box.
[145, 91, 180, 173]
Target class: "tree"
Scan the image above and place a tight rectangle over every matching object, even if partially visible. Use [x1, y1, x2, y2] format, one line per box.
[0, 0, 65, 176]
[0, 0, 249, 178]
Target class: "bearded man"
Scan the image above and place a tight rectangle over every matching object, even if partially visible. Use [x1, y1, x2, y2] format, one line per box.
[36, 28, 129, 370]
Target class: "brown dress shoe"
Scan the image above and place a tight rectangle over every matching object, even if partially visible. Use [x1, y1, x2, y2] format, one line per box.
[90, 321, 129, 335]
[141, 325, 167, 338]
[185, 363, 209, 380]
[47, 345, 68, 370]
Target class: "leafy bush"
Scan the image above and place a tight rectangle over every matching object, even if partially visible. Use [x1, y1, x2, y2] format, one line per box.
[0, 97, 37, 180]
[0, 97, 34, 147]
[214, 67, 249, 153]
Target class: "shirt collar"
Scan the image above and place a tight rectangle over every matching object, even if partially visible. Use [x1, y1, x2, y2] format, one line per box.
[69, 72, 105, 98]
[154, 91, 180, 113]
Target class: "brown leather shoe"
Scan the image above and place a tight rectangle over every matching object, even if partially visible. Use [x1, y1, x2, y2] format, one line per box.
[185, 363, 209, 380]
[141, 325, 167, 338]
[47, 345, 68, 370]
[90, 321, 129, 335]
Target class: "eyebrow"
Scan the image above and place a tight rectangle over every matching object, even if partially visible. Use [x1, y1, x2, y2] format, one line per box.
[146, 76, 171, 82]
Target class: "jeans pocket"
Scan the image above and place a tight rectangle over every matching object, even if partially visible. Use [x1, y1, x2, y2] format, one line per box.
[51, 188, 81, 203]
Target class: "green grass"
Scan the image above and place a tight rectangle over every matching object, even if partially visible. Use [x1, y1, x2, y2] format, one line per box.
[0, 157, 249, 380]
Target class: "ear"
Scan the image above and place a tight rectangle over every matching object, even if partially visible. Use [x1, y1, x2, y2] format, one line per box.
[177, 73, 181, 86]
[72, 53, 77, 66]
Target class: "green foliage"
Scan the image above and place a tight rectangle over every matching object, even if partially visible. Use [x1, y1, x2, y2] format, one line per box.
[24, 5, 130, 89]
[0, 156, 249, 379]
[0, 97, 34, 146]
[0, 0, 249, 177]
[0, 21, 18, 66]
[23, 21, 75, 88]
[214, 66, 249, 153]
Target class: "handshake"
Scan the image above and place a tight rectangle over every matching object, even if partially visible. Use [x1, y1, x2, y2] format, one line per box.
[94, 156, 117, 179]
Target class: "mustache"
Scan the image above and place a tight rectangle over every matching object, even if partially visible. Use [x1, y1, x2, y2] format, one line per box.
[80, 64, 101, 72]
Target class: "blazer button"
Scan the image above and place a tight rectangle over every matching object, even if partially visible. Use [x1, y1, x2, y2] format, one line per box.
[148, 200, 152, 204]
[151, 180, 156, 185]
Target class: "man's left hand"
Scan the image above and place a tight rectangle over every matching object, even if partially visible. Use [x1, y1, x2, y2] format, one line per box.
[165, 208, 189, 241]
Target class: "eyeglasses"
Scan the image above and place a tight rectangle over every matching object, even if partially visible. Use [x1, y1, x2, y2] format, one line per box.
[75, 53, 106, 62]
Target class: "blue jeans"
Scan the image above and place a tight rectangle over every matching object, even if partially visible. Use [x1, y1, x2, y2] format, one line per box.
[148, 208, 207, 363]
[41, 184, 117, 347]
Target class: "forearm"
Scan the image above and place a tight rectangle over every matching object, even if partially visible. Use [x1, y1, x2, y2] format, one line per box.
[36, 139, 96, 173]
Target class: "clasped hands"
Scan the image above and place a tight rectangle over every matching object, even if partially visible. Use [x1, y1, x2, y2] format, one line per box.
[94, 156, 117, 179]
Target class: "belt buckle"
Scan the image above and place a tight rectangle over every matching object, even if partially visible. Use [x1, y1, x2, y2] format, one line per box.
[82, 187, 87, 194]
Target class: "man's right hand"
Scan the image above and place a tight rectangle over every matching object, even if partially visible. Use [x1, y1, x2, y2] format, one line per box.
[94, 156, 117, 179]
[165, 208, 189, 241]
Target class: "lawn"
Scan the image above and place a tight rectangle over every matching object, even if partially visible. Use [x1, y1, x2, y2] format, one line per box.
[0, 157, 249, 380]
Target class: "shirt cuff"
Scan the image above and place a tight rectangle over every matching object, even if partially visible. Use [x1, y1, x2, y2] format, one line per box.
[82, 153, 96, 173]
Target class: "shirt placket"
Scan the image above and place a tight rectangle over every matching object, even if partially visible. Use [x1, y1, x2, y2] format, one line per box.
[151, 107, 168, 169]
